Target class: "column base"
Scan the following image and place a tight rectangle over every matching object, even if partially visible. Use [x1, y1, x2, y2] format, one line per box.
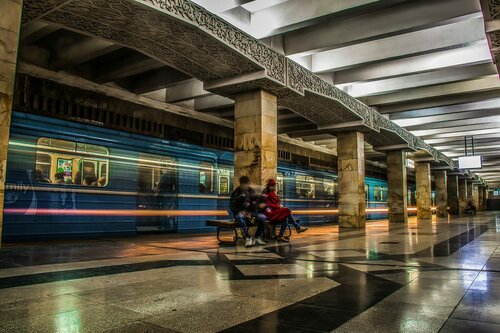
[388, 213, 408, 223]
[339, 216, 366, 228]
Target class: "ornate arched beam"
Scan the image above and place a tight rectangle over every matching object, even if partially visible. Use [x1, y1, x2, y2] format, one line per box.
[22, 0, 461, 164]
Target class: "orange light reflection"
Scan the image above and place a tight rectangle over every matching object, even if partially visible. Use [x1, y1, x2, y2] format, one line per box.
[4, 209, 229, 216]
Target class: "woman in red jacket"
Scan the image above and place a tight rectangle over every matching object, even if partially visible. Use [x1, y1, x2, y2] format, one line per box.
[263, 179, 308, 241]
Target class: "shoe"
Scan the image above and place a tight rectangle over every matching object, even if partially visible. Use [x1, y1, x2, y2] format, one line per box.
[276, 236, 289, 242]
[297, 226, 308, 233]
[255, 238, 266, 245]
[245, 238, 253, 247]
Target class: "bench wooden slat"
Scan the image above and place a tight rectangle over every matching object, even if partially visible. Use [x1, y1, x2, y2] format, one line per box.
[206, 220, 237, 228]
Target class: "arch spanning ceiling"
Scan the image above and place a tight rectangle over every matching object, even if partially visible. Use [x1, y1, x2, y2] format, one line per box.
[23, 0, 485, 178]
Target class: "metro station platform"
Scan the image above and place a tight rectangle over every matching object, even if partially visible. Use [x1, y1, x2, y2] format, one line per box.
[0, 213, 498, 333]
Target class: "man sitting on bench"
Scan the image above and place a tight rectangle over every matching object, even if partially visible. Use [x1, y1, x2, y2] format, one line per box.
[230, 176, 266, 247]
[465, 200, 476, 215]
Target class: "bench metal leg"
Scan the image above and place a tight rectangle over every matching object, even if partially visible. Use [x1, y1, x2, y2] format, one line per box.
[217, 227, 238, 246]
[270, 224, 292, 238]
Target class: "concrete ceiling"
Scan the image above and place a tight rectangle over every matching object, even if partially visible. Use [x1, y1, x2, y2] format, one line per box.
[17, 0, 500, 185]
[188, 0, 500, 185]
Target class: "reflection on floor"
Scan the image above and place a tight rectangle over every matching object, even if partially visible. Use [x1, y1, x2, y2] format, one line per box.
[0, 212, 499, 332]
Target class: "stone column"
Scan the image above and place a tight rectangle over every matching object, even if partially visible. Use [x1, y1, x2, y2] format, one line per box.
[458, 179, 467, 214]
[467, 181, 473, 206]
[478, 186, 485, 211]
[0, 0, 23, 249]
[473, 184, 479, 210]
[337, 131, 365, 228]
[447, 175, 459, 215]
[484, 187, 488, 210]
[415, 162, 432, 220]
[234, 90, 277, 188]
[386, 150, 407, 223]
[433, 170, 448, 217]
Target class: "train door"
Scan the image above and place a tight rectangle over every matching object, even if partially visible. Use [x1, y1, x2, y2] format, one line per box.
[217, 166, 232, 212]
[217, 167, 231, 195]
[136, 153, 178, 232]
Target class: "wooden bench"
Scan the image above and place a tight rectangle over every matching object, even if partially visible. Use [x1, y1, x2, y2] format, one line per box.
[206, 219, 240, 245]
[206, 218, 296, 245]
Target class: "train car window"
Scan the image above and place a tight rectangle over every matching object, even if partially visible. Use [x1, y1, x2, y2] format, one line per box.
[199, 162, 214, 194]
[277, 172, 285, 196]
[218, 168, 231, 195]
[36, 138, 109, 186]
[296, 175, 315, 198]
[374, 186, 388, 202]
[322, 178, 336, 199]
[137, 153, 177, 193]
[431, 191, 436, 206]
[365, 184, 369, 202]
[56, 158, 74, 183]
[35, 153, 52, 183]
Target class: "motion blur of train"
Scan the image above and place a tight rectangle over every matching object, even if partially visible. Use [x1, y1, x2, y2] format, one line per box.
[3, 76, 420, 240]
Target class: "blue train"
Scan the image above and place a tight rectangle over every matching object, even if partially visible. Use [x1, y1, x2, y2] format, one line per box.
[3, 112, 416, 239]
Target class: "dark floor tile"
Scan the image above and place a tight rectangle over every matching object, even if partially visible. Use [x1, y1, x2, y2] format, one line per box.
[440, 318, 500, 333]
[251, 304, 358, 332]
[222, 320, 324, 333]
[451, 289, 500, 324]
[299, 286, 389, 312]
[484, 259, 500, 271]
[0, 259, 211, 289]
[207, 253, 245, 280]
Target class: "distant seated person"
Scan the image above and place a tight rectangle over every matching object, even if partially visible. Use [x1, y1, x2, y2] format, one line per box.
[230, 176, 266, 247]
[97, 177, 106, 187]
[54, 172, 65, 184]
[263, 179, 308, 242]
[35, 169, 51, 183]
[83, 175, 97, 186]
[74, 171, 82, 185]
[158, 170, 175, 193]
[465, 200, 476, 215]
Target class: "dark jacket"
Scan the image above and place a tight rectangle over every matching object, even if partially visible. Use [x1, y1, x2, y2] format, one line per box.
[230, 186, 257, 215]
[255, 195, 268, 215]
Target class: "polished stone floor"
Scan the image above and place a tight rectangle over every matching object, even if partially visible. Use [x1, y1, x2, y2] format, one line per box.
[0, 212, 499, 333]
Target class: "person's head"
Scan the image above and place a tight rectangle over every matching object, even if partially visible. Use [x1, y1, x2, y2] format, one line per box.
[98, 177, 106, 187]
[266, 179, 277, 192]
[239, 176, 250, 190]
[84, 176, 95, 185]
[35, 169, 43, 178]
[74, 171, 81, 185]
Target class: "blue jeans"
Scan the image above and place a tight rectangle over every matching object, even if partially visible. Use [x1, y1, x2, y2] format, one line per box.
[278, 214, 300, 237]
[234, 212, 265, 238]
